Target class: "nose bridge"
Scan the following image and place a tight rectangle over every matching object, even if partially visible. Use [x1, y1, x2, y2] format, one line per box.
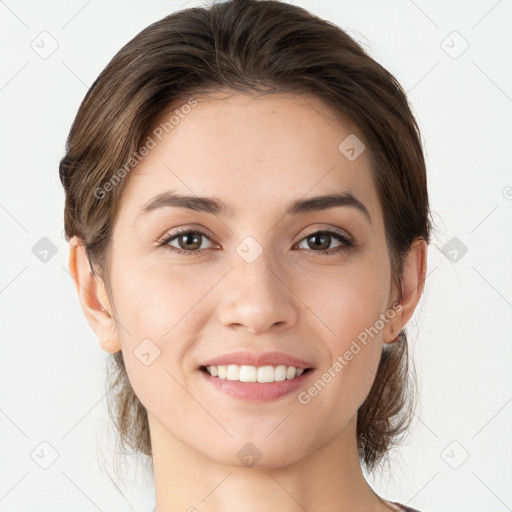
[216, 240, 298, 333]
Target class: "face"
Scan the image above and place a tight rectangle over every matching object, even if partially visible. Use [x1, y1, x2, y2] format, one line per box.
[105, 92, 399, 467]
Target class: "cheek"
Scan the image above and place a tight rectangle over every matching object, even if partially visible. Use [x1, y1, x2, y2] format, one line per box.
[295, 261, 388, 403]
[296, 259, 390, 343]
[112, 259, 219, 339]
[109, 262, 212, 399]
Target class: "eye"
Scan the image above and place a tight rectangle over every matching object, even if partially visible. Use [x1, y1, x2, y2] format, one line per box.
[295, 229, 353, 254]
[160, 228, 214, 256]
[159, 227, 354, 257]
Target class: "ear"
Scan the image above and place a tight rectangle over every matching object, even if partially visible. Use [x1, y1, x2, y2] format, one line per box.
[68, 236, 121, 353]
[383, 237, 428, 344]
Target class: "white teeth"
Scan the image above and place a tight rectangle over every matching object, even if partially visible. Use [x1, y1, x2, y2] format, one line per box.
[286, 366, 296, 379]
[239, 365, 257, 382]
[274, 365, 287, 381]
[258, 365, 276, 383]
[205, 364, 308, 382]
[226, 364, 239, 381]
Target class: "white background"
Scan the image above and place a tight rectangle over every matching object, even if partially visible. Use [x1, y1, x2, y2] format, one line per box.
[1, 1, 511, 511]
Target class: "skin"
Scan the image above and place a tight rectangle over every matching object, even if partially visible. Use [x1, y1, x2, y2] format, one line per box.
[69, 91, 427, 512]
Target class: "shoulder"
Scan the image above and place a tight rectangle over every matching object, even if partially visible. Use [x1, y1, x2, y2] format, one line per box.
[391, 503, 423, 512]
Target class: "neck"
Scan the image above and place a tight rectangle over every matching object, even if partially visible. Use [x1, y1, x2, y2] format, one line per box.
[150, 414, 392, 512]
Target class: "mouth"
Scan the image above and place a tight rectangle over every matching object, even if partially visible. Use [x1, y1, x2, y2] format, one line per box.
[197, 351, 316, 400]
[198, 360, 316, 401]
[199, 364, 314, 383]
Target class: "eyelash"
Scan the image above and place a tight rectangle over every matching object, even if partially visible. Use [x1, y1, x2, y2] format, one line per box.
[158, 227, 354, 257]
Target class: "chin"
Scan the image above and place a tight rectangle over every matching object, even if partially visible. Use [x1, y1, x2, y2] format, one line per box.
[201, 438, 310, 470]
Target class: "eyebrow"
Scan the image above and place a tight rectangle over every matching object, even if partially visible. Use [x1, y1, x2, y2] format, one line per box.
[136, 190, 371, 224]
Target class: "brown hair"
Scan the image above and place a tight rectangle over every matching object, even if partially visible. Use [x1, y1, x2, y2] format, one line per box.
[60, 0, 431, 474]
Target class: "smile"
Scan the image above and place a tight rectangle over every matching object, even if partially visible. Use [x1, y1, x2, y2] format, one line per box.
[202, 364, 312, 383]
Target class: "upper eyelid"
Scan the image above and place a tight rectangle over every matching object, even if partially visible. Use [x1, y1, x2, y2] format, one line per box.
[300, 226, 352, 242]
[158, 225, 215, 244]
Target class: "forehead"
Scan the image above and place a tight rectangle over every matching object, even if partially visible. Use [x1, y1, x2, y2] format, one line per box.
[117, 92, 382, 225]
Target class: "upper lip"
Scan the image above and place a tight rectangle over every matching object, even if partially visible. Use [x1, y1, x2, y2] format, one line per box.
[200, 351, 314, 369]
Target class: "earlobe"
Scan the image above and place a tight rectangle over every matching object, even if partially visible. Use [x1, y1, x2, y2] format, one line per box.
[384, 237, 428, 344]
[68, 236, 122, 353]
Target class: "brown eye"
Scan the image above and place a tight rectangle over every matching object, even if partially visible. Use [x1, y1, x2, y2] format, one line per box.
[162, 229, 213, 255]
[306, 233, 332, 251]
[297, 230, 353, 254]
[176, 232, 202, 250]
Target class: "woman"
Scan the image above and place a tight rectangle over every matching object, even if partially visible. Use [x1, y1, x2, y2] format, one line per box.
[60, 0, 431, 510]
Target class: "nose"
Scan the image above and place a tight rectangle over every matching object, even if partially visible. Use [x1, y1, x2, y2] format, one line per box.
[216, 249, 299, 334]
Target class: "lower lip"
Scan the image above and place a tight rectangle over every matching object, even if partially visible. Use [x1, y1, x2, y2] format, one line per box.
[198, 368, 314, 401]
